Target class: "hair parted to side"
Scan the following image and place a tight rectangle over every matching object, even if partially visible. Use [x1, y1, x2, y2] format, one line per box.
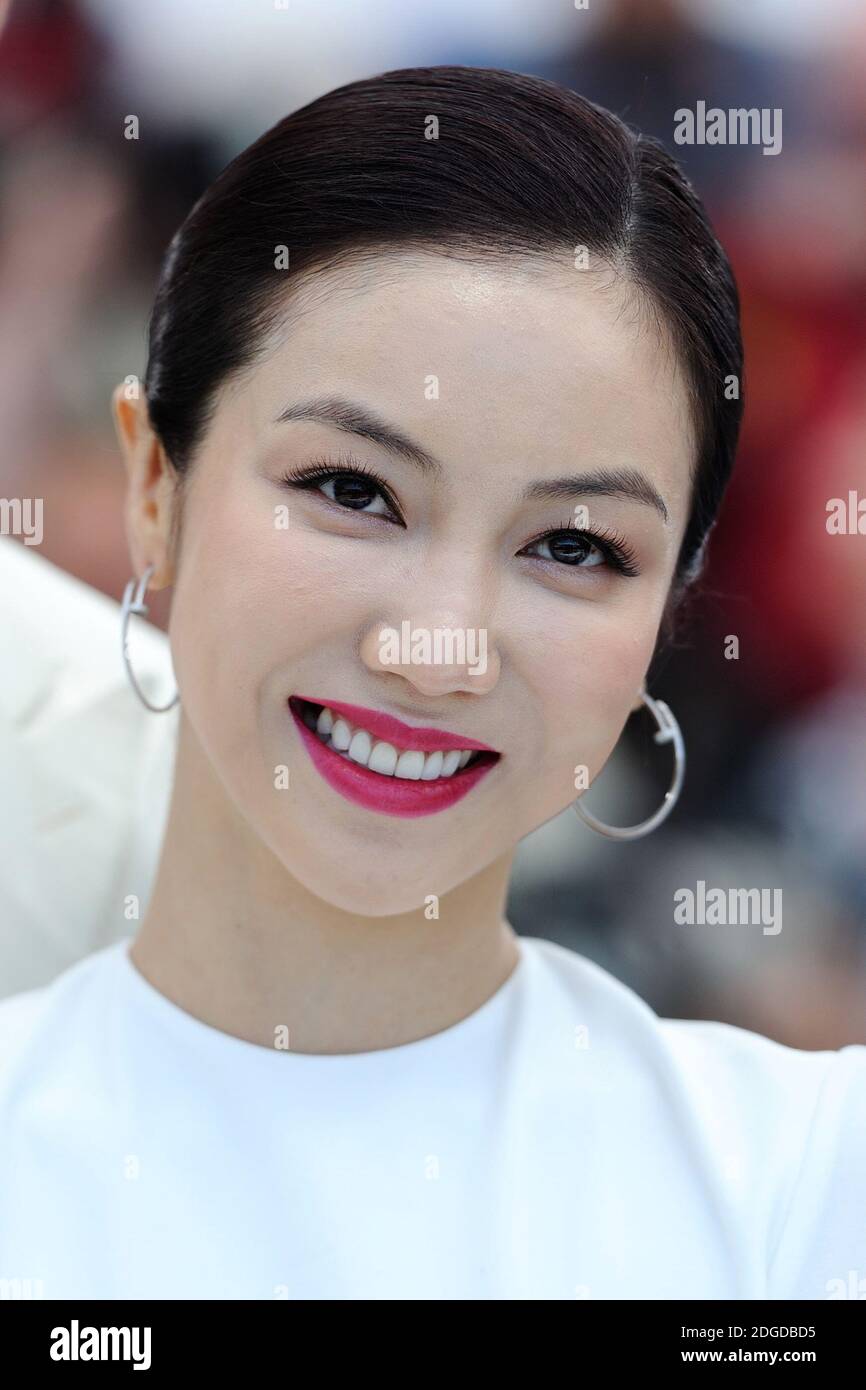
[145, 64, 744, 602]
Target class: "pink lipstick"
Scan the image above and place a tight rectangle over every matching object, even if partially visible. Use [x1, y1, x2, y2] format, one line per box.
[288, 695, 500, 819]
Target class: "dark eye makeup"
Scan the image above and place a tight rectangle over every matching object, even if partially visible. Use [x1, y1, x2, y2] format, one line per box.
[279, 453, 641, 578]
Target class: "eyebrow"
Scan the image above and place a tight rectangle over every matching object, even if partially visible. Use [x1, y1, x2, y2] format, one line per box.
[524, 469, 669, 522]
[274, 394, 669, 523]
[276, 395, 440, 475]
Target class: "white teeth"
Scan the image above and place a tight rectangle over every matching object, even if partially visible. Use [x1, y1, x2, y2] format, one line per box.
[394, 749, 426, 780]
[367, 740, 399, 776]
[330, 717, 352, 751]
[301, 702, 489, 781]
[347, 729, 372, 765]
[420, 750, 443, 780]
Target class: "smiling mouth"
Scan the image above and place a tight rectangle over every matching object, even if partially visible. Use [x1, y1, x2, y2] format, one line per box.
[288, 696, 500, 781]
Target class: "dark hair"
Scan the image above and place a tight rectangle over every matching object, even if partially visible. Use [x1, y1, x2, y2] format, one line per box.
[145, 64, 743, 602]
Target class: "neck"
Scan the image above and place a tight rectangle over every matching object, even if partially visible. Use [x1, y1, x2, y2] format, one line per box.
[130, 715, 520, 1055]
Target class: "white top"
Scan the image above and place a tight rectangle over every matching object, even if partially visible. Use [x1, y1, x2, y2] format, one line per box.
[0, 537, 178, 1002]
[1, 933, 864, 1300]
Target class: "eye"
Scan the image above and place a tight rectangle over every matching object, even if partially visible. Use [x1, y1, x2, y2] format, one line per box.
[281, 455, 402, 523]
[520, 527, 640, 578]
[280, 460, 640, 577]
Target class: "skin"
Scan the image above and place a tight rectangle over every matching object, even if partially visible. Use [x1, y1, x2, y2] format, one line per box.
[112, 250, 695, 1055]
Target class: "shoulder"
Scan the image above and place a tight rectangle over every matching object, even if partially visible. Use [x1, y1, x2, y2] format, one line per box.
[522, 930, 863, 1079]
[523, 931, 866, 1123]
[0, 943, 127, 1101]
[656, 1014, 866, 1214]
[521, 933, 866, 1296]
[659, 1023, 866, 1297]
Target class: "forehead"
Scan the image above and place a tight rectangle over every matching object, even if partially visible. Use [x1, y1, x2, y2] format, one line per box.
[226, 250, 696, 511]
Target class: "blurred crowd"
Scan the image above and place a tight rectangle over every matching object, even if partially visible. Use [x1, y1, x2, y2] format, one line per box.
[2, 0, 864, 1045]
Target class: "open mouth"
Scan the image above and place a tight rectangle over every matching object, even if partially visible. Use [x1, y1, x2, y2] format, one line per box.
[288, 696, 500, 781]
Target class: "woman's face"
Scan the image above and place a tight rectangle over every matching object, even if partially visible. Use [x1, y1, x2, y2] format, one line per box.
[131, 251, 695, 915]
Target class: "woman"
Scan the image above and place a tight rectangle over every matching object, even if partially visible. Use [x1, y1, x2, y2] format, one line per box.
[1, 65, 863, 1301]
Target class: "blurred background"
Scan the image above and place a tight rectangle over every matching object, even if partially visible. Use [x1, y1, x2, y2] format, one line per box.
[1, 0, 864, 1045]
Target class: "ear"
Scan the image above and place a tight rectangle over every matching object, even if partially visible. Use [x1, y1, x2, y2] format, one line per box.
[111, 381, 178, 590]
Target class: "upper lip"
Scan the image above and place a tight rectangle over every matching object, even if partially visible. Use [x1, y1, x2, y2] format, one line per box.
[293, 695, 499, 755]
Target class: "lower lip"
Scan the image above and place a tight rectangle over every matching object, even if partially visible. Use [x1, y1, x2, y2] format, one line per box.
[288, 700, 500, 818]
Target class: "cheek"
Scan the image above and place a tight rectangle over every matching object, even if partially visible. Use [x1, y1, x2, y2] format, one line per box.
[529, 591, 664, 793]
[167, 491, 371, 738]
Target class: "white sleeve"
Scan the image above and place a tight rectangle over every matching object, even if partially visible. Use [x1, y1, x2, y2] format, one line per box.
[766, 1042, 866, 1299]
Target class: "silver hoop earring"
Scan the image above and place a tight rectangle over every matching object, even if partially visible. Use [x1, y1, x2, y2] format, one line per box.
[573, 690, 685, 840]
[120, 563, 179, 713]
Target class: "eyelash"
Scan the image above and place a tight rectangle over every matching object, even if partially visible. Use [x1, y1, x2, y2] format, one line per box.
[280, 454, 641, 578]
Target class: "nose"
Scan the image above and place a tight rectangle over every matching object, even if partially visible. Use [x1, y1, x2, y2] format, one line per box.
[359, 602, 501, 698]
